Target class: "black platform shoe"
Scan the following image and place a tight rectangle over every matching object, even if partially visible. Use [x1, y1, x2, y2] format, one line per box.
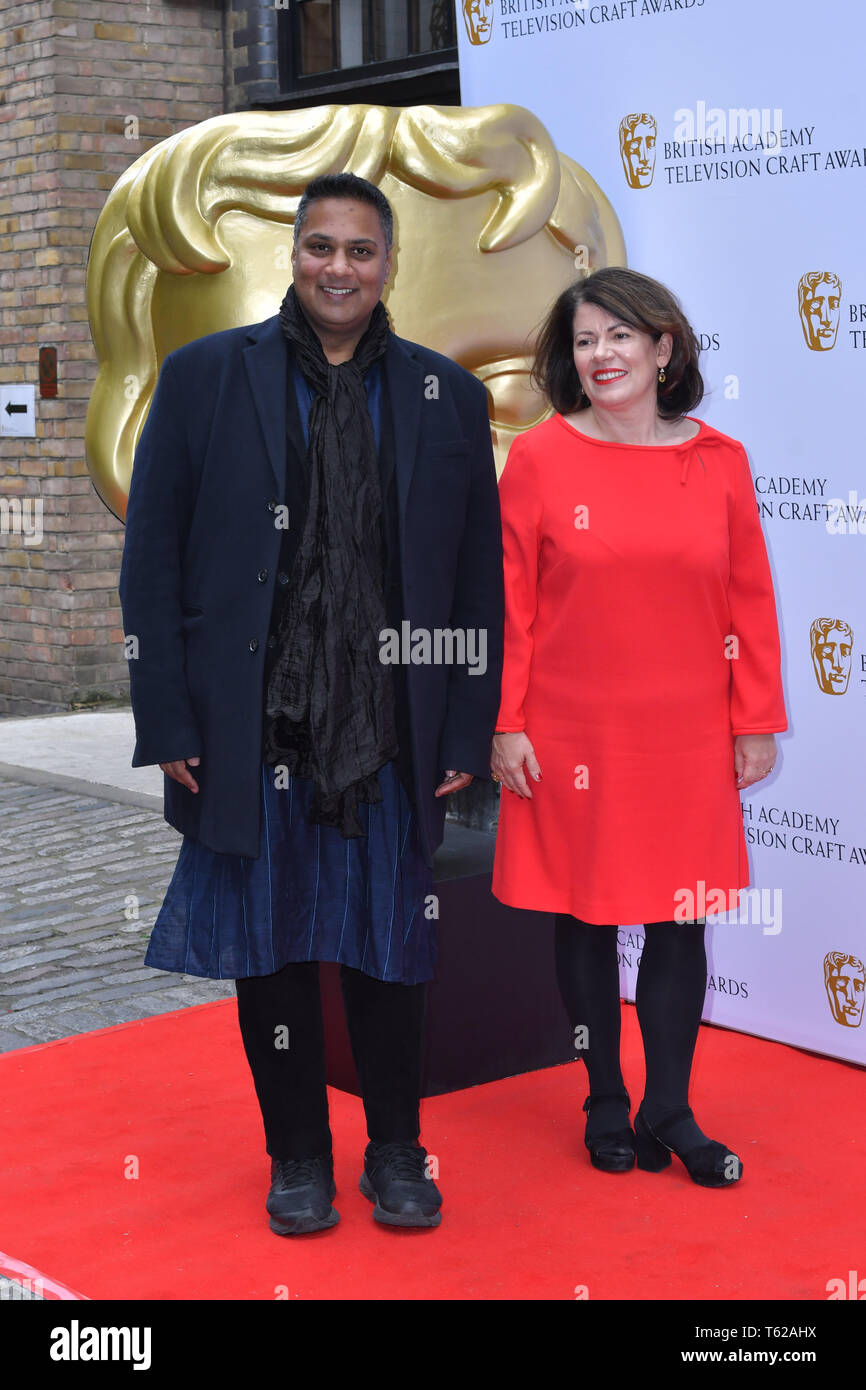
[582, 1091, 636, 1172]
[359, 1141, 442, 1227]
[266, 1154, 339, 1235]
[634, 1106, 743, 1187]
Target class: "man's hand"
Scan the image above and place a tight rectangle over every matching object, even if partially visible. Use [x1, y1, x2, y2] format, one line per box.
[159, 756, 201, 793]
[490, 732, 541, 799]
[434, 770, 474, 797]
[734, 734, 777, 789]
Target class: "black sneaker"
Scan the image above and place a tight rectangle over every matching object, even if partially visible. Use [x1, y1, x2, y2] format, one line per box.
[266, 1155, 339, 1235]
[359, 1141, 442, 1227]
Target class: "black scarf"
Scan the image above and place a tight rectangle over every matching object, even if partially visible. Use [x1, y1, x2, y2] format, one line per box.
[263, 285, 398, 837]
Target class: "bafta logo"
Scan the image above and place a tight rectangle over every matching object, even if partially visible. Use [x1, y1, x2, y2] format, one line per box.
[462, 0, 494, 44]
[83, 104, 626, 515]
[824, 951, 865, 1027]
[619, 113, 657, 188]
[810, 617, 853, 695]
[798, 271, 842, 350]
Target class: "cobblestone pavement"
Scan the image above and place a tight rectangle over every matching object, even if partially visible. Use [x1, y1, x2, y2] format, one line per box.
[0, 776, 234, 1053]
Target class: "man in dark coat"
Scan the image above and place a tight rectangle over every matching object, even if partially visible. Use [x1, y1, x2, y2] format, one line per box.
[119, 173, 504, 1234]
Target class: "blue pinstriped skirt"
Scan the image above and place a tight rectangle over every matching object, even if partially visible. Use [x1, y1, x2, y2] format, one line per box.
[144, 760, 435, 984]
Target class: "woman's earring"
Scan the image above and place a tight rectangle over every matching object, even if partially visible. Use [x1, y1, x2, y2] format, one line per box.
[658, 367, 667, 384]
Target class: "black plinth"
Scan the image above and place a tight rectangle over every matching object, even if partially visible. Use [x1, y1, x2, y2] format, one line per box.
[320, 821, 576, 1098]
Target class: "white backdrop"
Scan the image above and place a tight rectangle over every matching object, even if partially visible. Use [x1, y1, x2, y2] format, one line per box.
[458, 0, 865, 1063]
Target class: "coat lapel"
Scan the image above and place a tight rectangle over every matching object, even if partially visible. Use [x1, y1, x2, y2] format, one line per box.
[242, 314, 306, 499]
[384, 333, 424, 527]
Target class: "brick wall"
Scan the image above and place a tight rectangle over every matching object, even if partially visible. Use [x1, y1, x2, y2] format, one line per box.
[0, 0, 224, 714]
[225, 0, 279, 110]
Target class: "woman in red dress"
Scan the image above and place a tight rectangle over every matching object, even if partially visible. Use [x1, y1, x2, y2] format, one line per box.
[490, 267, 787, 1186]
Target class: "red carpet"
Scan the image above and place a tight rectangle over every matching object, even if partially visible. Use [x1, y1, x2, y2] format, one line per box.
[1, 1000, 861, 1301]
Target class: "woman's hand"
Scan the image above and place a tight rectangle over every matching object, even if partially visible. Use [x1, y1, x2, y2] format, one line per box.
[491, 732, 541, 799]
[734, 734, 777, 789]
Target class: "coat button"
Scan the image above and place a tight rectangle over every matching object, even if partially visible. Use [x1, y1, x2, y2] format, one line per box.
[267, 499, 277, 513]
[257, 569, 268, 583]
[249, 637, 259, 652]
[277, 571, 289, 586]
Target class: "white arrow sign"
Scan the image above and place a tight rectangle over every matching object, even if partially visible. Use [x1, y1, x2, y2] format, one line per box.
[0, 385, 36, 438]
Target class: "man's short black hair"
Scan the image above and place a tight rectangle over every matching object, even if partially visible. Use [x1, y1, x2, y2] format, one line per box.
[293, 172, 394, 251]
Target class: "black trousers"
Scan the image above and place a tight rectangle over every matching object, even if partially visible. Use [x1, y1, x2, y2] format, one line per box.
[554, 914, 708, 1120]
[235, 960, 427, 1160]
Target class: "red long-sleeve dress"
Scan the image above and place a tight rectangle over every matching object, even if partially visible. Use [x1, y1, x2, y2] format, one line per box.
[492, 415, 788, 924]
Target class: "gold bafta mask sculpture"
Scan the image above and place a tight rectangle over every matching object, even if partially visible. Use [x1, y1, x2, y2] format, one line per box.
[824, 951, 865, 1027]
[462, 0, 494, 44]
[85, 104, 625, 518]
[798, 271, 842, 350]
[619, 113, 657, 189]
[810, 617, 853, 695]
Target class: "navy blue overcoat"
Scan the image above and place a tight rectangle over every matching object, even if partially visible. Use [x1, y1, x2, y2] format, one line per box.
[118, 313, 504, 863]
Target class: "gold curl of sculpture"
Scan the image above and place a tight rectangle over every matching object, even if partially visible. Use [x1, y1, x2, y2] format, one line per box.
[85, 104, 626, 520]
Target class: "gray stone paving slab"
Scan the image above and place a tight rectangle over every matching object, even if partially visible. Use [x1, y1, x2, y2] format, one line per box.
[115, 984, 235, 1016]
[16, 874, 99, 894]
[81, 1003, 150, 1027]
[0, 948, 75, 972]
[104, 967, 165, 985]
[0, 929, 55, 947]
[0, 709, 162, 799]
[93, 861, 168, 877]
[4, 815, 92, 837]
[5, 977, 122, 1002]
[5, 996, 134, 1026]
[0, 868, 53, 888]
[2, 990, 234, 1049]
[63, 890, 143, 908]
[3, 1012, 113, 1044]
[73, 931, 142, 948]
[26, 965, 123, 988]
[3, 920, 104, 940]
[0, 911, 84, 931]
[6, 807, 127, 831]
[81, 979, 176, 1003]
[18, 885, 108, 906]
[64, 950, 140, 969]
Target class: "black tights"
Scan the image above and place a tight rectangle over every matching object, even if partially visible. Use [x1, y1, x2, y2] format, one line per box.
[555, 914, 711, 1149]
[236, 960, 426, 1160]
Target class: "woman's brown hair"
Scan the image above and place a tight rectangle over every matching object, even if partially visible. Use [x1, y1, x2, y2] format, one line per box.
[531, 266, 704, 419]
